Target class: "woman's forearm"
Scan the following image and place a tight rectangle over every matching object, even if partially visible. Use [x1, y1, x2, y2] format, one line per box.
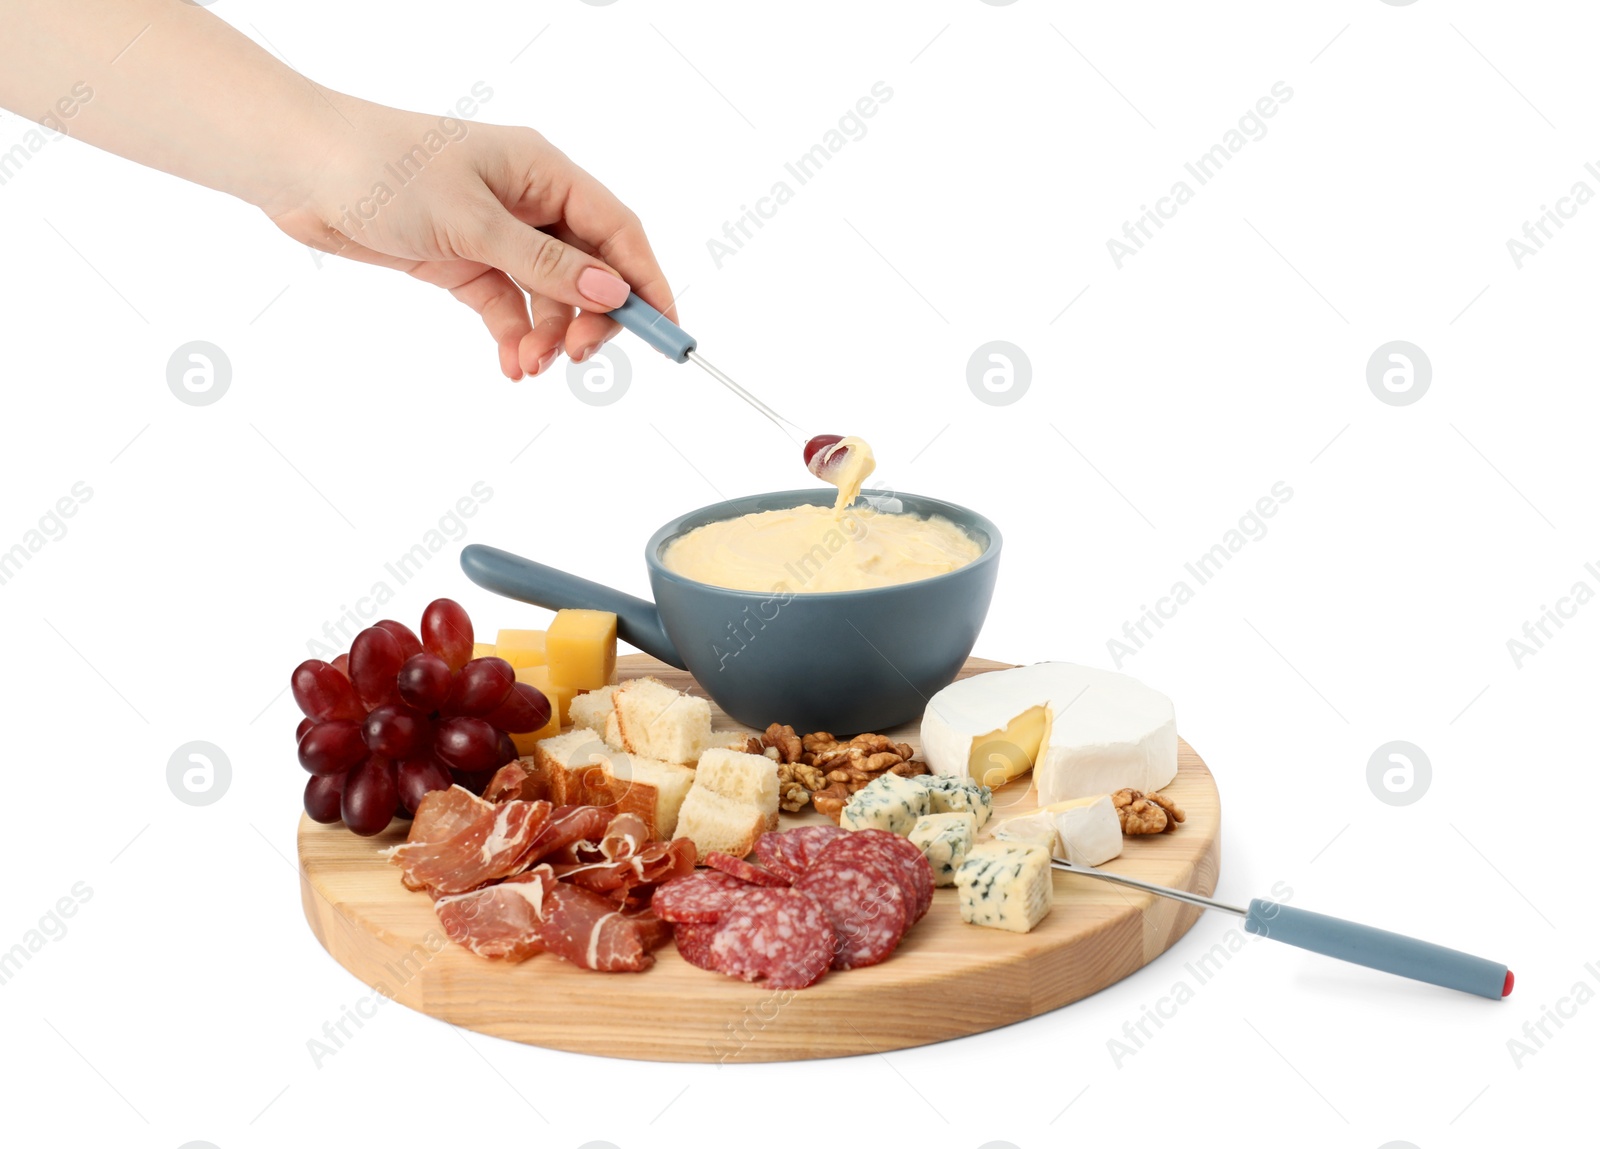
[0, 0, 343, 211]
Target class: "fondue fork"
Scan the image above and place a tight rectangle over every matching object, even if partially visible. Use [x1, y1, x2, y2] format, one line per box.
[607, 293, 806, 443]
[1049, 858, 1512, 1000]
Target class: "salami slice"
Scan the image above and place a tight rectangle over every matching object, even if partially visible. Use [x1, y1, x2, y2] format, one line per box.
[751, 833, 804, 882]
[707, 887, 836, 989]
[817, 830, 933, 924]
[672, 922, 719, 971]
[793, 858, 908, 970]
[785, 824, 847, 872]
[651, 870, 748, 923]
[706, 851, 791, 888]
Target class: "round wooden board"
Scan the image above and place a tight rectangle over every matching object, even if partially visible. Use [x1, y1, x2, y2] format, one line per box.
[298, 655, 1221, 1063]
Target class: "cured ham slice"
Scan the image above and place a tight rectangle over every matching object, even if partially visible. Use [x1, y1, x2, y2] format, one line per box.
[434, 876, 547, 962]
[435, 865, 653, 972]
[389, 797, 553, 896]
[513, 804, 612, 871]
[554, 836, 696, 895]
[482, 760, 549, 804]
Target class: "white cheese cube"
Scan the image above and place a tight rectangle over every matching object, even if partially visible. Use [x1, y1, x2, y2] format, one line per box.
[839, 771, 929, 835]
[955, 841, 1053, 934]
[917, 775, 993, 829]
[992, 794, 1123, 868]
[907, 812, 978, 887]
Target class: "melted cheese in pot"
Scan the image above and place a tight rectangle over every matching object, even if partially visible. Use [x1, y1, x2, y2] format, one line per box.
[661, 505, 982, 593]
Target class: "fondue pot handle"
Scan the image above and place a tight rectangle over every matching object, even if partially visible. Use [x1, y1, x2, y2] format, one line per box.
[459, 544, 685, 669]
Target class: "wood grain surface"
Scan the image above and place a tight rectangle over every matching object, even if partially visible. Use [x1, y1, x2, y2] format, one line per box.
[298, 655, 1222, 1063]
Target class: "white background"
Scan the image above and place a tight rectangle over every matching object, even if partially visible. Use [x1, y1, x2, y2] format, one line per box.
[1, 1, 1593, 1146]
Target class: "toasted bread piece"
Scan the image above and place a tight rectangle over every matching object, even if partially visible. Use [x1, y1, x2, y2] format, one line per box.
[612, 676, 713, 765]
[602, 710, 626, 753]
[671, 789, 770, 863]
[694, 747, 780, 829]
[531, 728, 613, 807]
[529, 727, 694, 838]
[587, 752, 697, 839]
[568, 684, 617, 736]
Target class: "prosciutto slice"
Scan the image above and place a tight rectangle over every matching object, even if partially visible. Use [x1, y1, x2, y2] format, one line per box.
[435, 864, 652, 972]
[553, 836, 696, 895]
[482, 760, 549, 805]
[389, 796, 553, 896]
[511, 804, 612, 871]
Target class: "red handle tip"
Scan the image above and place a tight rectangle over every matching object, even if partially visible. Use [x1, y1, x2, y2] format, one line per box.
[1503, 970, 1515, 998]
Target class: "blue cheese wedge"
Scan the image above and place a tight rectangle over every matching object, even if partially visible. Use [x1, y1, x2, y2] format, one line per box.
[907, 812, 978, 886]
[955, 841, 1053, 933]
[916, 775, 993, 829]
[839, 771, 930, 835]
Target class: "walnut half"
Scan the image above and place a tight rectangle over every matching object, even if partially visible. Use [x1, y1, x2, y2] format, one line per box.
[1112, 788, 1185, 835]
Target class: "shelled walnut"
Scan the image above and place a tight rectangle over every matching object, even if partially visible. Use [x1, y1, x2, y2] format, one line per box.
[1111, 788, 1185, 835]
[736, 724, 928, 816]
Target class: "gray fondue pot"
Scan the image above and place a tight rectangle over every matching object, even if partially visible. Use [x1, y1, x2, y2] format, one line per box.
[459, 488, 1001, 732]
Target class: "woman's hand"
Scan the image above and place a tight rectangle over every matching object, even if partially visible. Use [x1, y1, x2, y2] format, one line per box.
[265, 91, 676, 380]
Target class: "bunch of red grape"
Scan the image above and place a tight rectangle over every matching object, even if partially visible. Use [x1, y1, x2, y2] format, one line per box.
[293, 598, 550, 836]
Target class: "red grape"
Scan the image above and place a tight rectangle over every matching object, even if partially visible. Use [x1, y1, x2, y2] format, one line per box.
[421, 598, 474, 671]
[363, 703, 430, 758]
[803, 433, 846, 476]
[484, 682, 551, 734]
[296, 716, 315, 746]
[397, 757, 453, 814]
[495, 729, 519, 767]
[445, 657, 516, 717]
[331, 653, 350, 677]
[397, 653, 453, 712]
[342, 756, 399, 836]
[450, 766, 496, 795]
[304, 773, 346, 823]
[375, 619, 423, 661]
[291, 660, 363, 721]
[349, 627, 404, 708]
[298, 719, 367, 776]
[434, 716, 500, 772]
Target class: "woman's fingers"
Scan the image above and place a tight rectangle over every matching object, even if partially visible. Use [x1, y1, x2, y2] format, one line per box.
[517, 294, 576, 377]
[283, 224, 534, 379]
[440, 266, 536, 380]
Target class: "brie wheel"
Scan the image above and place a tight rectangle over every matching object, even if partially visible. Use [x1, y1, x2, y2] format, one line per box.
[920, 662, 1177, 802]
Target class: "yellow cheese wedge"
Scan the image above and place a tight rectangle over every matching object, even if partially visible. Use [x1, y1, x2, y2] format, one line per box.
[967, 704, 1052, 788]
[495, 628, 548, 668]
[546, 609, 617, 691]
[515, 664, 578, 726]
[472, 642, 496, 660]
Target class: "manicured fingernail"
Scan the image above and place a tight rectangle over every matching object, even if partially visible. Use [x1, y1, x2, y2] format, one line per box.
[572, 342, 600, 364]
[577, 267, 630, 309]
[534, 349, 558, 375]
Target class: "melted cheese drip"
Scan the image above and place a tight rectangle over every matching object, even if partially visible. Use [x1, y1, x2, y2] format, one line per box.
[824, 436, 876, 517]
[661, 505, 981, 594]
